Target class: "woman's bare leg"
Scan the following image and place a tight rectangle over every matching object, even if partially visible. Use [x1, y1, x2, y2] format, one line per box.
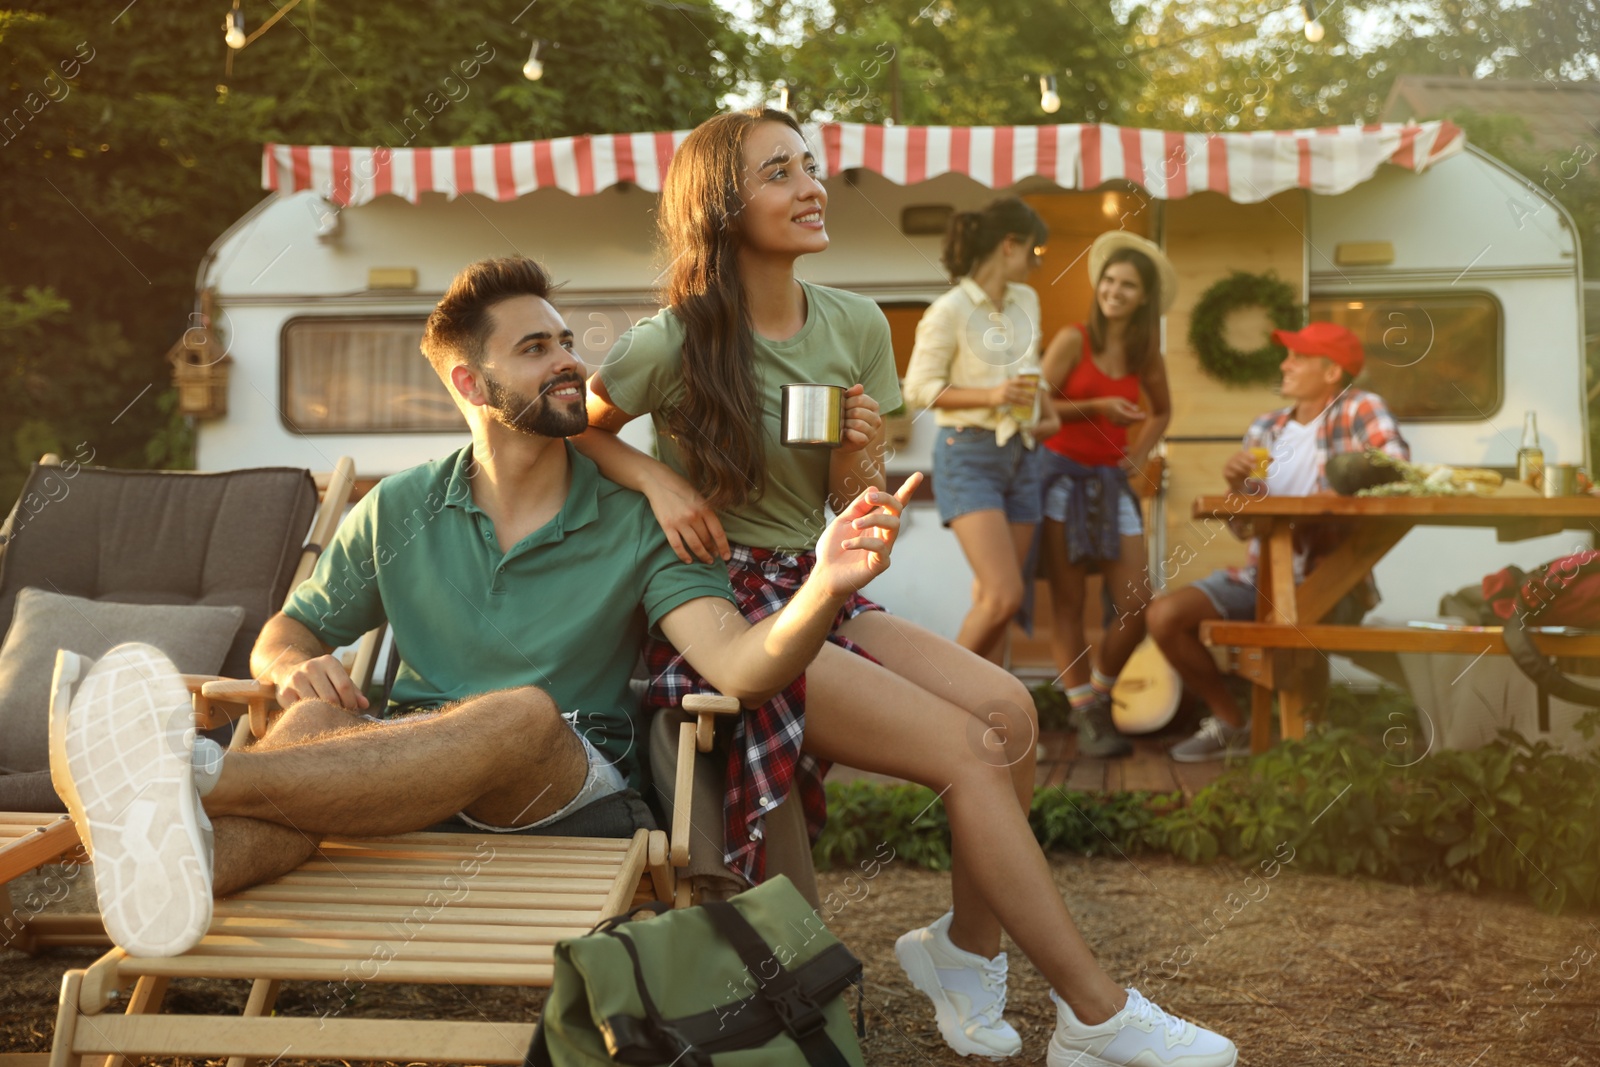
[803, 642, 1126, 1024]
[835, 611, 1037, 960]
[947, 509, 1031, 660]
[1042, 518, 1093, 688]
[1095, 532, 1151, 677]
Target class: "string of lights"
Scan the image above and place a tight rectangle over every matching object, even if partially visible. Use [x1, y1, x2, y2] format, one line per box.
[215, 1, 1331, 105]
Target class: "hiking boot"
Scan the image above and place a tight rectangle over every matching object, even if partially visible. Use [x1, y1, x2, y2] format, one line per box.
[49, 643, 214, 957]
[1169, 716, 1251, 763]
[1073, 693, 1131, 759]
[1047, 987, 1237, 1066]
[895, 911, 1022, 1058]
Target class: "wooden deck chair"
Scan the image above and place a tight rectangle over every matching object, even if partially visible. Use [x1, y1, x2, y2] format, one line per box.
[0, 455, 359, 957]
[45, 690, 741, 1066]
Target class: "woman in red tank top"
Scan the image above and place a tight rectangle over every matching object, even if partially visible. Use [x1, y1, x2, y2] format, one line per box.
[1037, 233, 1174, 757]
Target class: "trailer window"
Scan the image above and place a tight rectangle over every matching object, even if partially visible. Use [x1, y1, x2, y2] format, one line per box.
[1307, 293, 1502, 420]
[282, 317, 459, 434]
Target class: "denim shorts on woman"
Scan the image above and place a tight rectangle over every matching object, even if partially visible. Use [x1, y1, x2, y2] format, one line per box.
[932, 426, 1044, 526]
[1042, 475, 1144, 537]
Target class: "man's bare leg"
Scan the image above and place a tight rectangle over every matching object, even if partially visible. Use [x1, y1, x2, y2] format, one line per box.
[205, 686, 588, 868]
[211, 701, 371, 896]
[1147, 587, 1242, 725]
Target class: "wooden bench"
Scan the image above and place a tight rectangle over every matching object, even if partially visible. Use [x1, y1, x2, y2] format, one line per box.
[1201, 621, 1600, 752]
[0, 814, 92, 956]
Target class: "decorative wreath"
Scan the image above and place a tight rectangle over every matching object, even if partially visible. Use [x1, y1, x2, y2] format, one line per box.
[1187, 271, 1302, 385]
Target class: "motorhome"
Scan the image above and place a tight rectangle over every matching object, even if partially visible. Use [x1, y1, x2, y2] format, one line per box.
[183, 119, 1590, 684]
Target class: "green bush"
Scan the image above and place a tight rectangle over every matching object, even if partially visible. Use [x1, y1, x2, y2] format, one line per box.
[815, 687, 1600, 914]
[1161, 725, 1600, 914]
[1030, 681, 1074, 732]
[816, 780, 1168, 871]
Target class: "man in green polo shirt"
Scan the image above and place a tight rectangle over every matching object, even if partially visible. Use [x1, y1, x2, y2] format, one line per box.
[49, 256, 917, 959]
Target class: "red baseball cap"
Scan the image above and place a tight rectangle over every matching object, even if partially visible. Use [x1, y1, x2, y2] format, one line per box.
[1271, 322, 1365, 378]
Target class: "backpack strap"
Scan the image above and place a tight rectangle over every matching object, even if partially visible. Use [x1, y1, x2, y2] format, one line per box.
[702, 900, 857, 1067]
[1504, 576, 1600, 719]
[615, 933, 714, 1067]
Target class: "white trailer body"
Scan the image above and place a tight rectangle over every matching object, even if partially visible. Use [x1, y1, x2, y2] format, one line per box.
[195, 122, 1587, 649]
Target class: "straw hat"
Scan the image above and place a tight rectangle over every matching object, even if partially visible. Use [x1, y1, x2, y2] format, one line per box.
[1088, 231, 1179, 313]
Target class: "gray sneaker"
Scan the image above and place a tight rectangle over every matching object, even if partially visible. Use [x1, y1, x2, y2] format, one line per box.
[1169, 716, 1251, 763]
[1073, 694, 1132, 758]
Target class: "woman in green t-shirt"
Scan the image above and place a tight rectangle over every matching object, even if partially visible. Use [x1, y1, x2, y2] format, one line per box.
[576, 109, 1235, 1067]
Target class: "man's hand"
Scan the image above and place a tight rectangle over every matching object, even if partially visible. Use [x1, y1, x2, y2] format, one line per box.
[815, 473, 922, 598]
[268, 654, 369, 711]
[1223, 449, 1258, 494]
[837, 384, 882, 453]
[643, 470, 731, 564]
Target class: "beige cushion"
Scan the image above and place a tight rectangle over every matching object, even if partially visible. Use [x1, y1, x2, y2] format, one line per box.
[0, 588, 244, 774]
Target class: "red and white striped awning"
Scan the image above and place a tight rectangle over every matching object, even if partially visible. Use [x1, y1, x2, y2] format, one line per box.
[263, 120, 1463, 208]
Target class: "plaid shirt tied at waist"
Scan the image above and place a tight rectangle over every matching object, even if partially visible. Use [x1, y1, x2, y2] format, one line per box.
[642, 544, 882, 884]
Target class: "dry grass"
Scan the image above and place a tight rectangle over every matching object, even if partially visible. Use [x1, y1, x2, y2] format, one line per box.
[4, 855, 1598, 1064]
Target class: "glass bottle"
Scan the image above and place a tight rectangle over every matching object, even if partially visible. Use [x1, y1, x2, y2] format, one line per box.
[1517, 410, 1545, 485]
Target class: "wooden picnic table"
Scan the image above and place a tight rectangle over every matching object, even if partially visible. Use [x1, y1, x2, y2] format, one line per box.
[1190, 492, 1600, 752]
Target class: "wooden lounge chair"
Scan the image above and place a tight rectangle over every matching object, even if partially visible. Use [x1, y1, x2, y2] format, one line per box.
[0, 455, 358, 955]
[46, 691, 741, 1066]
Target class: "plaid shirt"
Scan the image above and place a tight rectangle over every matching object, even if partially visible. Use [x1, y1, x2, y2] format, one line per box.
[1237, 388, 1409, 605]
[643, 545, 882, 885]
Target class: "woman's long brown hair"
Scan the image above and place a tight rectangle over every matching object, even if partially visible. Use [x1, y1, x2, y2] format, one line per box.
[1087, 248, 1162, 376]
[656, 108, 806, 510]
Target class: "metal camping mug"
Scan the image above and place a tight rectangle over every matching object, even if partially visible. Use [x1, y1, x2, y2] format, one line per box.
[1544, 463, 1579, 497]
[780, 383, 845, 448]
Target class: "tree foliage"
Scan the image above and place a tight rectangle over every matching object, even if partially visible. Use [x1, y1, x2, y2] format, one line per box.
[0, 0, 744, 501]
[746, 0, 1140, 125]
[4, 0, 1597, 503]
[1125, 0, 1600, 132]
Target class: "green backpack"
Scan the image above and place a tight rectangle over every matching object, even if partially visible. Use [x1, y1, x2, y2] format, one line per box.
[525, 876, 866, 1067]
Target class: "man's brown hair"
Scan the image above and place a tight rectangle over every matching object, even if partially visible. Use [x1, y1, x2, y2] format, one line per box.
[421, 257, 556, 374]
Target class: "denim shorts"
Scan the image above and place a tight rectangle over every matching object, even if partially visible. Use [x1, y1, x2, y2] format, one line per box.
[1042, 478, 1144, 536]
[1191, 567, 1367, 624]
[372, 710, 626, 832]
[932, 426, 1044, 526]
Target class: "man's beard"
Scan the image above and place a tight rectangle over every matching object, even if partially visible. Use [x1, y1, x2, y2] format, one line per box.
[483, 372, 589, 438]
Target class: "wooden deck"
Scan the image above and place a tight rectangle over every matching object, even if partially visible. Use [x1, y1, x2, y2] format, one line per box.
[831, 729, 1228, 801]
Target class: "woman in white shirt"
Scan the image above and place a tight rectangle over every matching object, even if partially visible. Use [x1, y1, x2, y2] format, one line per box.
[903, 198, 1059, 657]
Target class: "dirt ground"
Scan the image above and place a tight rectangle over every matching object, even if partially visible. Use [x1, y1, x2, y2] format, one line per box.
[4, 854, 1598, 1065]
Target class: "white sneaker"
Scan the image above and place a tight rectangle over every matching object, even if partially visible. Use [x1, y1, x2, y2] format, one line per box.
[895, 911, 1022, 1058]
[49, 643, 214, 957]
[1047, 987, 1237, 1066]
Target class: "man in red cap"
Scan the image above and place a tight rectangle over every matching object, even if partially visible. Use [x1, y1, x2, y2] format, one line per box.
[1148, 321, 1409, 761]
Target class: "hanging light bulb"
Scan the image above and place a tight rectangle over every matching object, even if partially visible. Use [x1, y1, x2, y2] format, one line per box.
[1302, 0, 1325, 42]
[522, 39, 544, 81]
[1039, 74, 1061, 115]
[224, 3, 246, 49]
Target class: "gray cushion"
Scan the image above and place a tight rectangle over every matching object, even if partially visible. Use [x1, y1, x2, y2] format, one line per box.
[0, 588, 244, 775]
[0, 463, 319, 679]
[0, 769, 66, 813]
